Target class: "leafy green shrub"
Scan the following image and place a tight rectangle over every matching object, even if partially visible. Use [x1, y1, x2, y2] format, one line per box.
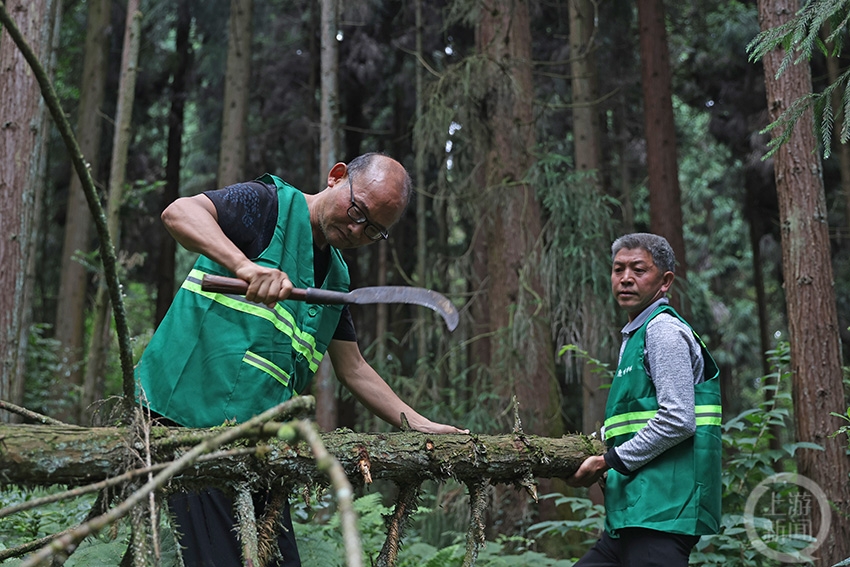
[0, 486, 95, 551]
[528, 494, 604, 544]
[294, 491, 576, 567]
[0, 486, 177, 567]
[691, 342, 823, 566]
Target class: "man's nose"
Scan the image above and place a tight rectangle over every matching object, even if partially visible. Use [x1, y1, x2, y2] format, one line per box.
[348, 221, 366, 239]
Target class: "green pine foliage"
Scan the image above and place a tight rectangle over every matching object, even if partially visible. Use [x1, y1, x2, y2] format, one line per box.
[747, 0, 850, 158]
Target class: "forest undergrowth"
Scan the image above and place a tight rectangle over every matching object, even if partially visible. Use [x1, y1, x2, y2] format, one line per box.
[3, 343, 848, 566]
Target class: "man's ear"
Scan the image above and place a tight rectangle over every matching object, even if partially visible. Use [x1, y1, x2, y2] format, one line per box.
[660, 271, 675, 293]
[327, 162, 347, 187]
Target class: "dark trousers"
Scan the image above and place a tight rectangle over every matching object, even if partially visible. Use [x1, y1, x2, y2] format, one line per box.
[168, 488, 301, 567]
[574, 528, 699, 567]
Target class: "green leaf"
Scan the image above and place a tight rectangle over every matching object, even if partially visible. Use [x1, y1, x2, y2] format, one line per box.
[783, 441, 825, 456]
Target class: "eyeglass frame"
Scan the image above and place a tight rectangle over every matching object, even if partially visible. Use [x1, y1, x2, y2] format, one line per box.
[347, 174, 389, 241]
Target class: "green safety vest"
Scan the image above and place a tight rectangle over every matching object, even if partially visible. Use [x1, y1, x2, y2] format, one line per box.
[135, 174, 350, 428]
[603, 304, 722, 536]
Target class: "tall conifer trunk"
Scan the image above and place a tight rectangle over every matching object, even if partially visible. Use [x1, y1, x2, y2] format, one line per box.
[475, 0, 562, 533]
[758, 0, 850, 562]
[0, 0, 58, 420]
[568, 0, 609, 440]
[82, 0, 142, 419]
[314, 0, 341, 432]
[217, 0, 253, 187]
[155, 0, 192, 326]
[636, 0, 688, 310]
[53, 0, 111, 419]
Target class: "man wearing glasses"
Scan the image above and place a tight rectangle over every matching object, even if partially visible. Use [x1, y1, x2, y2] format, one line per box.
[136, 152, 465, 567]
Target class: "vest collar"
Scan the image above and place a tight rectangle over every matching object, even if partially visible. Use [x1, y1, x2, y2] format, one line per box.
[621, 297, 670, 336]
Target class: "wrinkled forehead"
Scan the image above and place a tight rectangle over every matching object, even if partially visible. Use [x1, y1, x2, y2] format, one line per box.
[352, 173, 406, 228]
[612, 247, 655, 266]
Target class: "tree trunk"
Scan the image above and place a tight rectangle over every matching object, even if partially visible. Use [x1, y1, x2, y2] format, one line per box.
[568, 0, 609, 439]
[216, 0, 253, 187]
[748, 206, 782, 462]
[476, 0, 560, 439]
[0, 423, 601, 488]
[636, 0, 688, 311]
[314, 0, 341, 432]
[52, 0, 111, 421]
[81, 1, 143, 420]
[414, 0, 429, 367]
[155, 0, 192, 327]
[475, 0, 562, 534]
[0, 0, 58, 421]
[319, 0, 339, 175]
[758, 0, 850, 563]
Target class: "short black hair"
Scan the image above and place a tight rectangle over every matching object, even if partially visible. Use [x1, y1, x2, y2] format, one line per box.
[611, 233, 676, 273]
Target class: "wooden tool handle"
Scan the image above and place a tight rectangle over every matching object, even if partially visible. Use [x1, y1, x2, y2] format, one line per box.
[201, 274, 308, 301]
[201, 274, 249, 294]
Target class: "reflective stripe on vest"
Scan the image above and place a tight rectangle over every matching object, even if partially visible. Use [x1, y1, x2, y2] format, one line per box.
[242, 350, 291, 387]
[182, 268, 324, 372]
[604, 404, 722, 441]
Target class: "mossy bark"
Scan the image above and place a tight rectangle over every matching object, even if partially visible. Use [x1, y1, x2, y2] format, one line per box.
[0, 424, 602, 489]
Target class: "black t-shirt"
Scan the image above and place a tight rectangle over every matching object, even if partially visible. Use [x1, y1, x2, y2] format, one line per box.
[203, 181, 357, 342]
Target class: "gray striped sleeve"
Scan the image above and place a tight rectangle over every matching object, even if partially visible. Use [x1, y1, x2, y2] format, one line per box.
[613, 313, 705, 472]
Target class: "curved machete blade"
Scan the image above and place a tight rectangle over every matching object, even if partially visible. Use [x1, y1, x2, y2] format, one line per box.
[336, 286, 459, 332]
[201, 275, 460, 331]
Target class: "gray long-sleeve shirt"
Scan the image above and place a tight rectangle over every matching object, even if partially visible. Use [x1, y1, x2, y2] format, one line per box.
[610, 298, 705, 472]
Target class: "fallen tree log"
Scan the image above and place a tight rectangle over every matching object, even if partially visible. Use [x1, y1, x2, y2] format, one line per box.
[0, 423, 602, 489]
[0, 398, 604, 567]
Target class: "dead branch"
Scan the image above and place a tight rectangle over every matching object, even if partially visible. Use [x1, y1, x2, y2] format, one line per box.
[0, 447, 260, 520]
[0, 400, 68, 426]
[14, 398, 335, 567]
[376, 483, 420, 567]
[289, 420, 363, 567]
[463, 479, 489, 567]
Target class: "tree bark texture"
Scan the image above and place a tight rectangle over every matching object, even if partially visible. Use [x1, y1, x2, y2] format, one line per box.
[52, 0, 111, 422]
[636, 0, 688, 297]
[314, 0, 341, 432]
[475, 0, 563, 535]
[569, 0, 601, 175]
[568, 0, 609, 437]
[82, 2, 142, 418]
[414, 0, 428, 367]
[758, 0, 850, 564]
[0, 424, 602, 489]
[319, 0, 339, 175]
[217, 0, 253, 187]
[476, 0, 560, 438]
[0, 0, 57, 419]
[155, 0, 192, 327]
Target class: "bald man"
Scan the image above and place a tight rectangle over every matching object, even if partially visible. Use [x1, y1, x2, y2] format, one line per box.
[137, 153, 465, 567]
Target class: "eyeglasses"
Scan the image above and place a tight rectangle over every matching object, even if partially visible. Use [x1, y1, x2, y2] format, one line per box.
[347, 175, 389, 241]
